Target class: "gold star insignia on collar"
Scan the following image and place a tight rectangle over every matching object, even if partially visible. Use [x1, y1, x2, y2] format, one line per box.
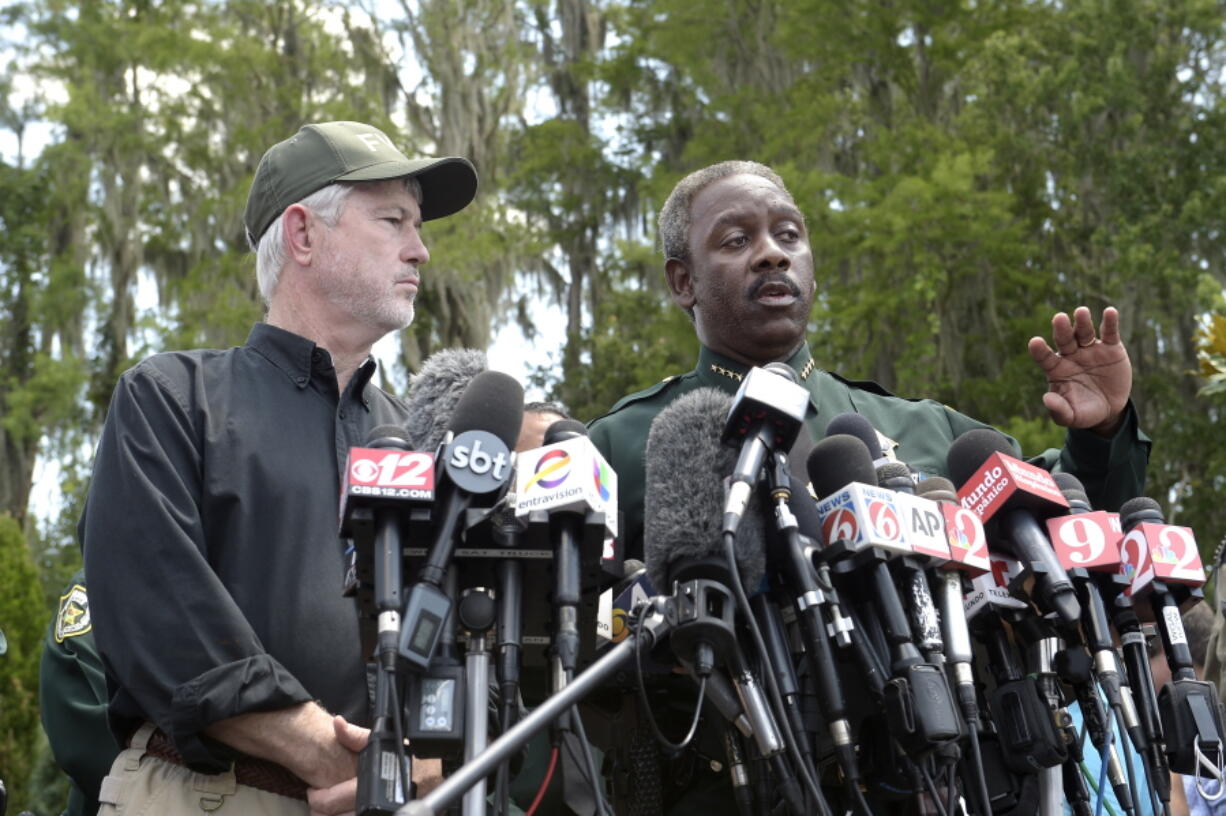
[710, 360, 816, 382]
[709, 364, 745, 382]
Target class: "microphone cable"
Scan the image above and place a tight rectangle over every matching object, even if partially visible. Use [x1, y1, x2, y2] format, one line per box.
[722, 526, 836, 816]
[565, 708, 613, 816]
[525, 747, 559, 816]
[632, 607, 707, 751]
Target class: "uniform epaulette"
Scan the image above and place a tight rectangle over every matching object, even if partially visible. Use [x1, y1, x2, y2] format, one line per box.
[825, 368, 941, 404]
[823, 369, 899, 398]
[588, 372, 689, 424]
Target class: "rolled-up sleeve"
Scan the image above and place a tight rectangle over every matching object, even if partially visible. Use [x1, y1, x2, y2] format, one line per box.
[82, 363, 312, 771]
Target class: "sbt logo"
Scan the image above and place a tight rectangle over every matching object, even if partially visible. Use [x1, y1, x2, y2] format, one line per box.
[447, 430, 512, 494]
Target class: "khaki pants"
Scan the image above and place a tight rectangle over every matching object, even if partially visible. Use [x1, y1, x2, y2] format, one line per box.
[97, 723, 309, 816]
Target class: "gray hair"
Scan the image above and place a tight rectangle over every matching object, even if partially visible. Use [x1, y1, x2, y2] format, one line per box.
[253, 176, 423, 305]
[657, 161, 791, 262]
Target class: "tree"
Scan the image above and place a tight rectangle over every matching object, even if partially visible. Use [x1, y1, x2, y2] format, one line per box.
[378, 0, 539, 368]
[0, 515, 48, 812]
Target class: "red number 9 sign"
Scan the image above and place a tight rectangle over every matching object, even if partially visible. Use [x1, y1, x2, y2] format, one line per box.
[1046, 512, 1120, 572]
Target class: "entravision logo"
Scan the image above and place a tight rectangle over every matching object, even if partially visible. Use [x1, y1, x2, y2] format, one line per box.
[525, 449, 571, 492]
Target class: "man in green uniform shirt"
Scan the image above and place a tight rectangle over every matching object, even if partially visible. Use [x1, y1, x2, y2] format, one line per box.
[589, 160, 1149, 562]
[587, 160, 1150, 813]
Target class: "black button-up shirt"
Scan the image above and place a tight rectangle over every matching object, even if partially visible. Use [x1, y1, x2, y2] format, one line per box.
[82, 323, 411, 771]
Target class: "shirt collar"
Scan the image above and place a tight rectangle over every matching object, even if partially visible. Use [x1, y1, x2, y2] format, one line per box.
[695, 343, 818, 390]
[246, 322, 378, 398]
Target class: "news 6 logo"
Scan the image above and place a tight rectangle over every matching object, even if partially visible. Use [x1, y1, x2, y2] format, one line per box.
[445, 430, 512, 494]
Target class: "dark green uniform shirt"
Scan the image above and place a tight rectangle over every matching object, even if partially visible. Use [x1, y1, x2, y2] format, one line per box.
[589, 343, 1151, 561]
[39, 570, 120, 816]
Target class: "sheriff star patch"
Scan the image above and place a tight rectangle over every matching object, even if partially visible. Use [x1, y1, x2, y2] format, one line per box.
[54, 584, 91, 643]
[875, 429, 900, 461]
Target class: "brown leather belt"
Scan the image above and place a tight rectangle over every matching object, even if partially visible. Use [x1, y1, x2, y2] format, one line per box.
[141, 729, 308, 801]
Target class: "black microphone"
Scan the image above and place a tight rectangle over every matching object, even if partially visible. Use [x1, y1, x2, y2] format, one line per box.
[824, 411, 889, 467]
[404, 348, 488, 453]
[351, 424, 416, 814]
[765, 460, 862, 786]
[807, 433, 961, 757]
[399, 371, 523, 671]
[720, 363, 809, 536]
[1054, 472, 1165, 814]
[340, 424, 436, 661]
[1119, 498, 1224, 776]
[947, 428, 1082, 626]
[1050, 474, 1142, 728]
[543, 418, 598, 684]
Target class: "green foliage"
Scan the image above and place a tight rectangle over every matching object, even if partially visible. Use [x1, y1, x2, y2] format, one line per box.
[0, 515, 48, 813]
[6, 0, 1226, 804]
[535, 241, 697, 421]
[1198, 314, 1226, 397]
[26, 730, 71, 816]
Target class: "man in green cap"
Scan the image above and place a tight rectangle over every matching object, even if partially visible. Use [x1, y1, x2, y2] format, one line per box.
[590, 160, 1149, 564]
[78, 121, 477, 816]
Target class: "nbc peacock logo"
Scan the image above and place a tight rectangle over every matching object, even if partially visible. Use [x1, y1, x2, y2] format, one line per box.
[525, 448, 571, 491]
[593, 459, 612, 501]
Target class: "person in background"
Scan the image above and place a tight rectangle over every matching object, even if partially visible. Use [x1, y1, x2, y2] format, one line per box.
[39, 569, 120, 816]
[516, 401, 570, 452]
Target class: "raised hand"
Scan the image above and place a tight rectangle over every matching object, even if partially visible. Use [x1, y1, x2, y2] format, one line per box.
[1027, 306, 1131, 435]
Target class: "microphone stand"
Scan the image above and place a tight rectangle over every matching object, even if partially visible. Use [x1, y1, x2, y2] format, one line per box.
[357, 503, 414, 815]
[398, 596, 676, 816]
[492, 507, 524, 816]
[460, 590, 497, 816]
[761, 454, 861, 794]
[1013, 616, 1071, 816]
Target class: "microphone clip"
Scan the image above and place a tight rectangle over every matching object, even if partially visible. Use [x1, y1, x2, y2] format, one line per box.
[666, 576, 738, 678]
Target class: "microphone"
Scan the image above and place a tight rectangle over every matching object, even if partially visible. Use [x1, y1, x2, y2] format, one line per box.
[1054, 473, 1167, 813]
[916, 475, 995, 815]
[542, 419, 609, 683]
[340, 425, 436, 662]
[808, 433, 961, 756]
[947, 428, 1082, 626]
[404, 348, 488, 453]
[644, 387, 813, 814]
[645, 388, 766, 596]
[720, 363, 809, 536]
[643, 388, 779, 756]
[399, 371, 523, 671]
[1118, 498, 1223, 776]
[514, 417, 620, 681]
[824, 411, 890, 468]
[875, 461, 944, 661]
[346, 425, 420, 814]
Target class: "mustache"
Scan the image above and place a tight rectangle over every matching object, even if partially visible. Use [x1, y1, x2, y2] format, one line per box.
[747, 274, 801, 299]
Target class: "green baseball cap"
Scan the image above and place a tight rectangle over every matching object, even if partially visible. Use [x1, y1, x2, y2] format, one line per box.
[243, 121, 478, 246]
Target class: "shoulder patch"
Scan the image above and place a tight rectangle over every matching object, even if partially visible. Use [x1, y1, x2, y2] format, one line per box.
[55, 584, 91, 643]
